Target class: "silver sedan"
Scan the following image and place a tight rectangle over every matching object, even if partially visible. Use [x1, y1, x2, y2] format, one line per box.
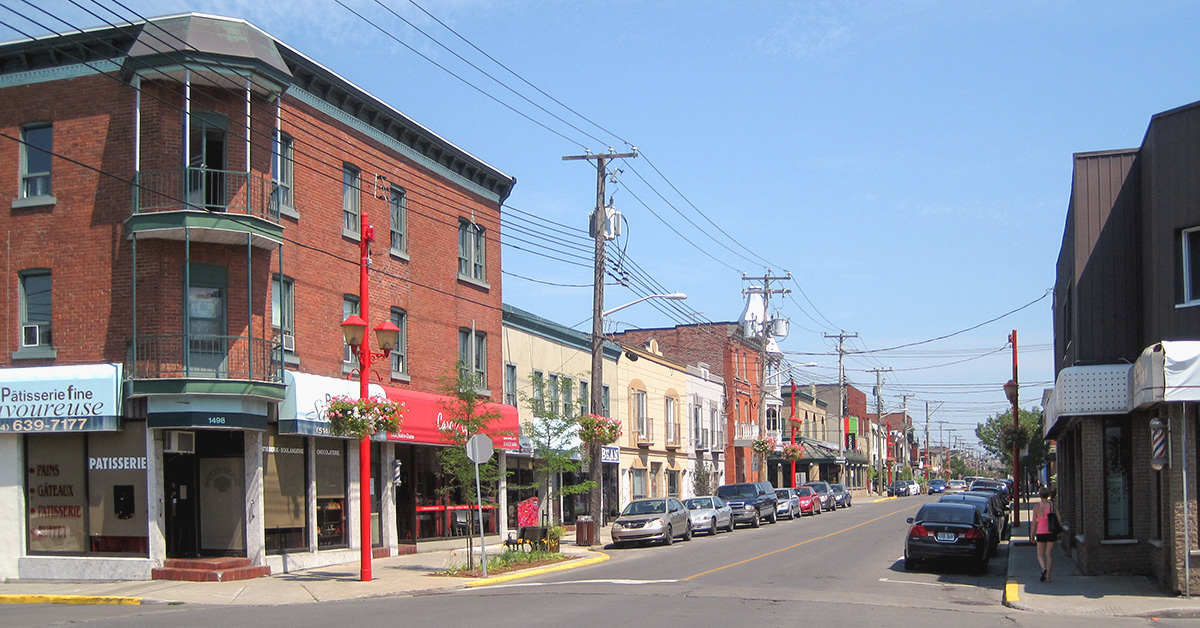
[684, 496, 734, 535]
[611, 497, 693, 546]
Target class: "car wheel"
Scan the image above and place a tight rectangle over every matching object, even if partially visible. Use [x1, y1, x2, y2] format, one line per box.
[683, 524, 693, 542]
[663, 525, 673, 545]
[726, 517, 735, 533]
[904, 557, 916, 571]
[752, 512, 761, 528]
[710, 519, 719, 536]
[769, 509, 778, 524]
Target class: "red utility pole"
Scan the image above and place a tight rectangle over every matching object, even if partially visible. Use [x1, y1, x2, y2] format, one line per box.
[1009, 330, 1020, 527]
[357, 210, 374, 582]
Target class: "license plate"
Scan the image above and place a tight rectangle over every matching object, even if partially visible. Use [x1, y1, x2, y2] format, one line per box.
[935, 532, 956, 542]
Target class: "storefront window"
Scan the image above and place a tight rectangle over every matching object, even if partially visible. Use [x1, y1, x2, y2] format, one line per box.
[27, 434, 87, 553]
[1104, 417, 1132, 538]
[87, 422, 148, 554]
[263, 430, 307, 553]
[667, 470, 680, 497]
[631, 468, 647, 499]
[315, 439, 346, 548]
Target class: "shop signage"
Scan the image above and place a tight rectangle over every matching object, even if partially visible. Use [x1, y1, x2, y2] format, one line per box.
[601, 445, 620, 464]
[278, 371, 385, 437]
[0, 363, 122, 433]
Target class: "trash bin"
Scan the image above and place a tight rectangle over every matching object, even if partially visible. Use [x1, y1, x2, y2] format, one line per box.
[575, 516, 595, 546]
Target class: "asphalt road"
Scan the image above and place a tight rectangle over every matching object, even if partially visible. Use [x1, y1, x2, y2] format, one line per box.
[1, 495, 1191, 627]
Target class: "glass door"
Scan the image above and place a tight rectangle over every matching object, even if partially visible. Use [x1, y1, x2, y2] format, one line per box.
[187, 114, 227, 210]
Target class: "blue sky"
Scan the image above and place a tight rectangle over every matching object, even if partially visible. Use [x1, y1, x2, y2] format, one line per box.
[19, 1, 1200, 450]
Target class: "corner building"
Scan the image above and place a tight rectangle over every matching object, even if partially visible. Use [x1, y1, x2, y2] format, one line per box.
[0, 13, 515, 580]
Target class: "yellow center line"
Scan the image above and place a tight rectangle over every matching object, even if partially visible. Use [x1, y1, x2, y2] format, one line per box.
[681, 504, 923, 581]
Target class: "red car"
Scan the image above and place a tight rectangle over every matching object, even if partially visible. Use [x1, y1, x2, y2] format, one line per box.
[795, 486, 823, 515]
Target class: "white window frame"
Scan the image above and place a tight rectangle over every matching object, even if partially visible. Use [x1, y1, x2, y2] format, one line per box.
[458, 328, 487, 389]
[458, 220, 486, 284]
[272, 274, 294, 354]
[20, 123, 52, 200]
[665, 397, 677, 443]
[635, 390, 648, 439]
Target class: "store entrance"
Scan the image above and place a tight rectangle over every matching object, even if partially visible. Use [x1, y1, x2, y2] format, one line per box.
[163, 430, 246, 558]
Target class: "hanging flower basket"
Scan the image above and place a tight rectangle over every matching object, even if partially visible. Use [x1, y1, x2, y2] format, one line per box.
[323, 394, 404, 439]
[577, 413, 622, 445]
[751, 436, 777, 456]
[782, 443, 804, 461]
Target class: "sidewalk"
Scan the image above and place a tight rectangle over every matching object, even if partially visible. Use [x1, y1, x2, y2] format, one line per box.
[0, 529, 611, 606]
[1004, 497, 1200, 617]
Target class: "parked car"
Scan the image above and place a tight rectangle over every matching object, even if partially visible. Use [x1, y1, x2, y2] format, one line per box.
[961, 490, 1009, 531]
[774, 488, 801, 520]
[970, 479, 1010, 504]
[907, 480, 922, 497]
[927, 479, 947, 494]
[904, 503, 990, 573]
[946, 480, 967, 493]
[683, 496, 734, 535]
[888, 480, 910, 496]
[611, 497, 692, 547]
[717, 481, 778, 528]
[830, 483, 852, 508]
[805, 481, 837, 511]
[938, 493, 1002, 557]
[795, 486, 823, 515]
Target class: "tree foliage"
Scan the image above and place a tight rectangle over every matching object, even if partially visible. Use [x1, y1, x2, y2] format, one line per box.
[975, 406, 1045, 478]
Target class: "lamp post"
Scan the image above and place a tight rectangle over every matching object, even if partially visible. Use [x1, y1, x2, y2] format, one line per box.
[1004, 382, 1020, 527]
[340, 208, 401, 582]
[587, 292, 685, 540]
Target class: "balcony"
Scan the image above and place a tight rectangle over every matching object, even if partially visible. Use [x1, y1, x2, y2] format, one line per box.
[129, 168, 283, 249]
[693, 427, 710, 451]
[126, 334, 284, 395]
[665, 422, 682, 450]
[634, 418, 654, 447]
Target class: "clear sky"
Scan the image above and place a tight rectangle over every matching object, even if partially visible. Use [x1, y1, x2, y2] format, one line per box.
[18, 1, 1200, 450]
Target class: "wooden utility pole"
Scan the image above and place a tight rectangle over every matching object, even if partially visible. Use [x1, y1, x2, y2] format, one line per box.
[744, 271, 790, 481]
[825, 331, 858, 484]
[562, 150, 636, 541]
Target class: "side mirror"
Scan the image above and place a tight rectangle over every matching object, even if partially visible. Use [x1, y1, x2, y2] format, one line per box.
[906, 518, 914, 524]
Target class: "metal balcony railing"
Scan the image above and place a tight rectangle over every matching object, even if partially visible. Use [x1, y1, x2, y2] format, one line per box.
[127, 334, 284, 382]
[634, 418, 654, 446]
[666, 422, 682, 447]
[135, 167, 281, 224]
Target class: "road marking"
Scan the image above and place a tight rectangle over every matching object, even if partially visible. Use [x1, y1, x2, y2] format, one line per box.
[681, 505, 921, 581]
[470, 578, 678, 590]
[877, 578, 978, 589]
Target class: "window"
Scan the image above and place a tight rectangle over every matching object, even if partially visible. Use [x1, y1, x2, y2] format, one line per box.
[1103, 417, 1132, 538]
[274, 133, 294, 210]
[19, 269, 51, 349]
[548, 375, 559, 415]
[634, 390, 648, 439]
[343, 165, 360, 235]
[631, 468, 647, 500]
[504, 364, 517, 406]
[602, 385, 611, 418]
[390, 186, 407, 256]
[263, 432, 307, 553]
[578, 381, 589, 416]
[562, 378, 574, 419]
[458, 328, 486, 389]
[767, 407, 780, 433]
[343, 296, 359, 366]
[458, 220, 485, 282]
[531, 370, 544, 413]
[667, 470, 680, 497]
[272, 275, 294, 353]
[692, 401, 704, 448]
[665, 397, 677, 443]
[21, 123, 52, 200]
[390, 308, 407, 375]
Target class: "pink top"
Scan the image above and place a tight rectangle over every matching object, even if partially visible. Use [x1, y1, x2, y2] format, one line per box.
[1035, 500, 1053, 535]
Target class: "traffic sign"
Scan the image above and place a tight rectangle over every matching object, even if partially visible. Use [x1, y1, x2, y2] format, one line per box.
[466, 433, 494, 464]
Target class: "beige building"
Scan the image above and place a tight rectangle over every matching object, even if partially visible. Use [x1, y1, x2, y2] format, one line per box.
[615, 339, 691, 507]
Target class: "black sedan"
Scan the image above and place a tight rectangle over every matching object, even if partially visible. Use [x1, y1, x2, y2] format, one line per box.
[829, 483, 852, 508]
[938, 493, 1002, 557]
[904, 503, 989, 573]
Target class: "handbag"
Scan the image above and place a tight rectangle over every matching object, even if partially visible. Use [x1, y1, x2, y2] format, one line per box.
[1046, 510, 1065, 536]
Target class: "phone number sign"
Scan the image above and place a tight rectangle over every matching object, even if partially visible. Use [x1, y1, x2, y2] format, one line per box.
[0, 416, 120, 433]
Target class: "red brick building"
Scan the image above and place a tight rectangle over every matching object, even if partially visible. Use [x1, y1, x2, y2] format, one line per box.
[612, 323, 763, 483]
[0, 14, 514, 580]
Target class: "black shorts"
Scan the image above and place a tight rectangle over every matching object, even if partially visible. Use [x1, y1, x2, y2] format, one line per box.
[1035, 533, 1058, 543]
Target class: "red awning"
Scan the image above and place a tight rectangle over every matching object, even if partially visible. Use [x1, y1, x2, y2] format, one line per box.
[381, 386, 519, 450]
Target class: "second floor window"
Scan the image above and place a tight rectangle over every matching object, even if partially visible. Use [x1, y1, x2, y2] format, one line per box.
[343, 296, 359, 366]
[634, 390, 648, 438]
[458, 220, 485, 282]
[665, 397, 676, 442]
[458, 328, 486, 389]
[343, 165, 360, 235]
[19, 269, 51, 348]
[272, 274, 294, 353]
[275, 133, 294, 209]
[21, 124, 52, 199]
[390, 186, 407, 255]
[390, 308, 407, 375]
[504, 364, 517, 407]
[531, 370, 544, 413]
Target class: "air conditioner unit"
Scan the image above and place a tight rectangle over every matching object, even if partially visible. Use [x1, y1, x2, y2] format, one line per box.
[281, 334, 296, 352]
[21, 325, 39, 347]
[164, 430, 196, 454]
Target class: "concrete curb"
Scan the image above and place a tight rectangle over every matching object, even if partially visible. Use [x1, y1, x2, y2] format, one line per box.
[0, 594, 143, 605]
[465, 550, 610, 588]
[873, 496, 897, 503]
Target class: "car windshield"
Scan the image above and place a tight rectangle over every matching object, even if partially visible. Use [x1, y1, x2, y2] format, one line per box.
[775, 490, 791, 498]
[797, 487, 815, 496]
[622, 499, 666, 516]
[939, 496, 988, 514]
[806, 483, 829, 492]
[684, 498, 713, 510]
[917, 505, 976, 525]
[717, 485, 756, 499]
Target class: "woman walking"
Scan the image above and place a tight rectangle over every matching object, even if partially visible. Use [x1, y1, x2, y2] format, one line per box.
[1029, 487, 1058, 582]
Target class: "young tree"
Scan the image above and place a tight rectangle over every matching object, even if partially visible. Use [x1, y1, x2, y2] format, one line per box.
[436, 364, 510, 568]
[518, 372, 592, 526]
[975, 406, 1045, 481]
[693, 460, 713, 496]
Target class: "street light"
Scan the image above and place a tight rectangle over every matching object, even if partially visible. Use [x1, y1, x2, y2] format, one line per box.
[339, 208, 401, 582]
[586, 292, 686, 543]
